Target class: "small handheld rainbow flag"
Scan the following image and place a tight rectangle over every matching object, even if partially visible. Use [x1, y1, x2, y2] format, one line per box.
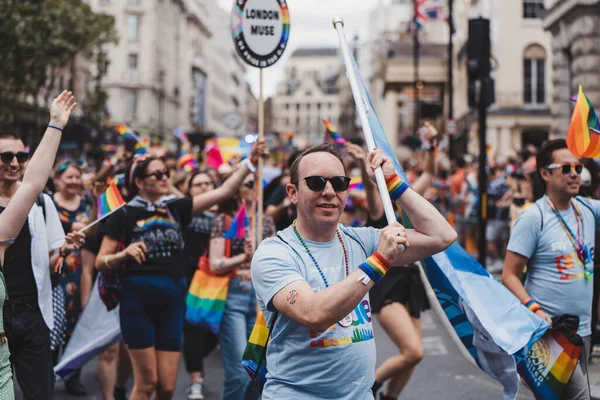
[224, 204, 248, 240]
[349, 176, 365, 191]
[135, 138, 149, 155]
[178, 153, 199, 172]
[115, 124, 141, 142]
[566, 85, 600, 158]
[242, 309, 273, 391]
[106, 173, 125, 187]
[323, 119, 347, 148]
[173, 128, 189, 144]
[97, 184, 126, 219]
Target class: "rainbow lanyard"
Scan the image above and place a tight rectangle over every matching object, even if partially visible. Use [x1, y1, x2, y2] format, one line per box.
[545, 196, 592, 282]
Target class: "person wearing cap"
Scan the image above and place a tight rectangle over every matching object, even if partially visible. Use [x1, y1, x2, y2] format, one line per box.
[503, 139, 600, 399]
[251, 143, 456, 399]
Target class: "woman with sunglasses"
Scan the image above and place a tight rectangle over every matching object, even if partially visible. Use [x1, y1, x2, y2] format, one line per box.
[50, 160, 99, 394]
[95, 141, 267, 400]
[182, 170, 219, 400]
[0, 91, 78, 398]
[208, 173, 275, 400]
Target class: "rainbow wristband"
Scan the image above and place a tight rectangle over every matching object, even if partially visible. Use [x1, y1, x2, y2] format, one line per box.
[358, 252, 391, 284]
[386, 174, 409, 202]
[523, 298, 542, 313]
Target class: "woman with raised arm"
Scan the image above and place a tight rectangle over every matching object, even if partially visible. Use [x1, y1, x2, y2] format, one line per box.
[0, 91, 79, 398]
[95, 142, 267, 400]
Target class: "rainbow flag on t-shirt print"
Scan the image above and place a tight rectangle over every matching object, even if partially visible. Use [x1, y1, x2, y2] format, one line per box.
[322, 119, 347, 148]
[136, 213, 175, 230]
[97, 184, 126, 218]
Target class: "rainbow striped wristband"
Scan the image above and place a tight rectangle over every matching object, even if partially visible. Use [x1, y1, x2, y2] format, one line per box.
[359, 252, 391, 284]
[523, 298, 542, 313]
[386, 174, 409, 202]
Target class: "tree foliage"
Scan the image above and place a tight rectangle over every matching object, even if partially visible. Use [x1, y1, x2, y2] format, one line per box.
[0, 0, 117, 115]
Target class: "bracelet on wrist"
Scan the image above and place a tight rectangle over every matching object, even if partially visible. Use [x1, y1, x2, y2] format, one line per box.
[523, 298, 542, 313]
[358, 252, 391, 284]
[386, 174, 410, 202]
[241, 158, 257, 173]
[48, 125, 64, 132]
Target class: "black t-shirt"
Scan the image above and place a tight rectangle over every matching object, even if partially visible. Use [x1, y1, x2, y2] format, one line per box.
[104, 198, 193, 277]
[0, 206, 37, 300]
[265, 185, 296, 231]
[182, 213, 214, 260]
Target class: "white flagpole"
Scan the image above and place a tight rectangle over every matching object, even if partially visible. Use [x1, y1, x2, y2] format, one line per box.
[333, 19, 401, 237]
[77, 203, 126, 233]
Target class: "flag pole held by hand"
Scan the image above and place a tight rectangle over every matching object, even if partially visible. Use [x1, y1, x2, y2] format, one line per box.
[333, 17, 404, 252]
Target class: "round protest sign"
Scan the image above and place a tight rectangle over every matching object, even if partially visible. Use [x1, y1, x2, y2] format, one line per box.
[231, 0, 290, 68]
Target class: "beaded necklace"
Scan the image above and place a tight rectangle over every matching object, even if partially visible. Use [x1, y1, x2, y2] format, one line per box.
[292, 220, 349, 287]
[545, 196, 592, 282]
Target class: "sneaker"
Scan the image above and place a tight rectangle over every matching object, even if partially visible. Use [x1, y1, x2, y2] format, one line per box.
[187, 382, 204, 400]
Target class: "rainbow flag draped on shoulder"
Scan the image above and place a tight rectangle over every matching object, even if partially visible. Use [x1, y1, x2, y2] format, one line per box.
[338, 37, 580, 398]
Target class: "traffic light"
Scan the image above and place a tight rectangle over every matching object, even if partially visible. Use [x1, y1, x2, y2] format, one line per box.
[467, 18, 491, 79]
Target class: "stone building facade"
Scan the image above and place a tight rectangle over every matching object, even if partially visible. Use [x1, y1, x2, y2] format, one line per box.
[543, 0, 600, 138]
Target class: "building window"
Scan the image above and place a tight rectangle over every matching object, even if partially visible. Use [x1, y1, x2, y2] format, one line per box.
[99, 51, 108, 74]
[126, 90, 137, 118]
[285, 103, 289, 111]
[128, 53, 138, 70]
[128, 0, 141, 4]
[523, 44, 546, 105]
[192, 69, 207, 127]
[317, 103, 321, 111]
[296, 103, 300, 111]
[523, 0, 544, 19]
[127, 15, 140, 41]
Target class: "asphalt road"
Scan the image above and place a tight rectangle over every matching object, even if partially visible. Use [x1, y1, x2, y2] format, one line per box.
[41, 306, 536, 400]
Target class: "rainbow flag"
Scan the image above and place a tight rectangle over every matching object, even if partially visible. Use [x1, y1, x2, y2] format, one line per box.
[242, 309, 271, 390]
[106, 173, 125, 187]
[185, 259, 231, 334]
[224, 204, 248, 240]
[567, 85, 600, 158]
[97, 184, 126, 218]
[115, 124, 141, 142]
[349, 176, 365, 191]
[323, 119, 346, 148]
[516, 324, 582, 399]
[178, 153, 199, 172]
[135, 138, 149, 155]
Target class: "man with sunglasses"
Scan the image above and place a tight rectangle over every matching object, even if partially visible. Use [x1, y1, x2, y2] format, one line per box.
[251, 143, 456, 399]
[503, 139, 600, 400]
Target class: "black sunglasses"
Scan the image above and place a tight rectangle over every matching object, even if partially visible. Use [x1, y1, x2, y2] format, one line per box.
[545, 163, 583, 175]
[303, 176, 351, 192]
[0, 152, 29, 164]
[243, 180, 255, 189]
[144, 170, 170, 181]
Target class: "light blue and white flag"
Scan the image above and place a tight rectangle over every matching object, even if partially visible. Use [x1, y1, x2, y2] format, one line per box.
[336, 24, 556, 398]
[54, 278, 121, 381]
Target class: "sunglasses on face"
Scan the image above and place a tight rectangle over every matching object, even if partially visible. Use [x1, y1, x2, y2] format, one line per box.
[545, 163, 583, 175]
[0, 152, 29, 164]
[144, 170, 170, 181]
[243, 180, 255, 189]
[303, 176, 351, 193]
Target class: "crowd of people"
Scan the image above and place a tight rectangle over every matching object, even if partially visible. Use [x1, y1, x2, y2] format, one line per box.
[0, 89, 598, 400]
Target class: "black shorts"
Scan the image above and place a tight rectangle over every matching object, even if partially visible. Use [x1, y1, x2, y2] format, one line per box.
[369, 264, 431, 318]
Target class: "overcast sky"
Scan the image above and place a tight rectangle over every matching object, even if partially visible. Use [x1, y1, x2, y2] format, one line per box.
[217, 0, 386, 98]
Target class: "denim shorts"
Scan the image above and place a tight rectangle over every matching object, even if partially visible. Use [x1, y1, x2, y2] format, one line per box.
[120, 274, 186, 351]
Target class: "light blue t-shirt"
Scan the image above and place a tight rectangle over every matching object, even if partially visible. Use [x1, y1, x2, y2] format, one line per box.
[251, 224, 380, 400]
[507, 196, 600, 336]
